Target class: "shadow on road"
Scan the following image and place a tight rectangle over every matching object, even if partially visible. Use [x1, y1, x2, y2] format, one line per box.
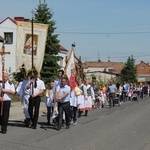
[38, 121, 57, 131]
[8, 120, 26, 128]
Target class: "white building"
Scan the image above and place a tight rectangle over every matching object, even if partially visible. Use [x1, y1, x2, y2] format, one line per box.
[83, 61, 124, 82]
[0, 17, 17, 74]
[0, 17, 68, 76]
[57, 45, 68, 70]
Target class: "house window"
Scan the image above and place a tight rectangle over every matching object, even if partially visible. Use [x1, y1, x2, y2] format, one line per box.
[4, 32, 13, 44]
[108, 69, 113, 73]
[141, 66, 145, 70]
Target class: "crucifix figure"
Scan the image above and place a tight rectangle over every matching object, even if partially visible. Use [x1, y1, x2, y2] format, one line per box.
[0, 41, 10, 116]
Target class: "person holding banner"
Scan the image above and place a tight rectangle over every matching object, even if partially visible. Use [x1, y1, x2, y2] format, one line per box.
[27, 73, 45, 129]
[69, 69, 78, 125]
[0, 73, 15, 134]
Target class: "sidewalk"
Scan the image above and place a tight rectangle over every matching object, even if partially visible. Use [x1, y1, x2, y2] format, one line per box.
[9, 101, 47, 120]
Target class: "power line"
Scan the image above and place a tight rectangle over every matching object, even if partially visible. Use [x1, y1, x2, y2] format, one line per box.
[56, 30, 150, 35]
[82, 54, 150, 59]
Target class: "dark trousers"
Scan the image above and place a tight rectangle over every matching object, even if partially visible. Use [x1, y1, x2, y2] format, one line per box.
[109, 93, 115, 107]
[140, 91, 143, 99]
[58, 102, 70, 126]
[72, 106, 77, 122]
[0, 101, 11, 131]
[119, 94, 123, 102]
[123, 92, 127, 101]
[0, 102, 2, 125]
[71, 106, 77, 122]
[28, 96, 41, 127]
[47, 107, 53, 123]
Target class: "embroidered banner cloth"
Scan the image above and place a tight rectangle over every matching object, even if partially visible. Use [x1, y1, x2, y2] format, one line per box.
[16, 21, 49, 73]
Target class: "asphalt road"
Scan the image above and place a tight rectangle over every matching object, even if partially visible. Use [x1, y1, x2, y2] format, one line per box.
[0, 97, 150, 150]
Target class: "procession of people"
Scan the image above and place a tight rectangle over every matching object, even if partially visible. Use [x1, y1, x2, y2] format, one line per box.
[0, 69, 150, 134]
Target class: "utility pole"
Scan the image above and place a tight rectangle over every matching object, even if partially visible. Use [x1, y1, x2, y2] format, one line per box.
[31, 10, 34, 75]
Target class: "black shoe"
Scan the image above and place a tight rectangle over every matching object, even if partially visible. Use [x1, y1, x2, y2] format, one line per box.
[25, 118, 30, 127]
[77, 115, 81, 118]
[52, 119, 57, 125]
[30, 124, 37, 129]
[78, 111, 82, 118]
[65, 125, 70, 129]
[2, 130, 6, 134]
[31, 126, 37, 129]
[84, 110, 88, 117]
[84, 113, 88, 117]
[47, 121, 50, 125]
[56, 125, 61, 131]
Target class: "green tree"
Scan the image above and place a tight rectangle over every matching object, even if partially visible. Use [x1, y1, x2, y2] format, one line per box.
[120, 55, 137, 83]
[13, 65, 37, 82]
[13, 67, 26, 82]
[34, 0, 61, 83]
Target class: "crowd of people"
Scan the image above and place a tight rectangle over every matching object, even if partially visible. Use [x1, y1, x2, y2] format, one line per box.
[0, 72, 45, 134]
[0, 70, 149, 134]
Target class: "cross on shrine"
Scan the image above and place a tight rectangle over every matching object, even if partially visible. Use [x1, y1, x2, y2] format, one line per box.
[0, 41, 10, 116]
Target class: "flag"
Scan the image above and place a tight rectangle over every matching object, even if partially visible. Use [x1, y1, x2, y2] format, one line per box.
[15, 21, 49, 73]
[65, 48, 76, 90]
[65, 48, 75, 80]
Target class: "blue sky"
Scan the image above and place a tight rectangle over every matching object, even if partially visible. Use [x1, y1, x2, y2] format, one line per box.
[1, 0, 150, 64]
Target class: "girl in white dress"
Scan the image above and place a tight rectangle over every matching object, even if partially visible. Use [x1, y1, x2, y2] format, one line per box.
[76, 79, 86, 118]
[97, 86, 104, 109]
[84, 79, 95, 116]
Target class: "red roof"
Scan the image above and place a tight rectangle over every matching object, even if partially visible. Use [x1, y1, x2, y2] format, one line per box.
[136, 61, 150, 75]
[0, 17, 16, 24]
[0, 17, 30, 25]
[14, 17, 30, 22]
[59, 45, 68, 52]
[83, 61, 124, 74]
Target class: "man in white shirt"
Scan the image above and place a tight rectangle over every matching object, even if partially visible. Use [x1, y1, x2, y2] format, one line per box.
[0, 73, 15, 134]
[107, 80, 117, 108]
[51, 70, 64, 120]
[27, 73, 45, 129]
[16, 75, 31, 127]
[55, 77, 71, 131]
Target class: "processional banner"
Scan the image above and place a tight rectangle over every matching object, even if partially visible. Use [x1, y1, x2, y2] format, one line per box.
[16, 21, 49, 73]
[64, 48, 76, 80]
